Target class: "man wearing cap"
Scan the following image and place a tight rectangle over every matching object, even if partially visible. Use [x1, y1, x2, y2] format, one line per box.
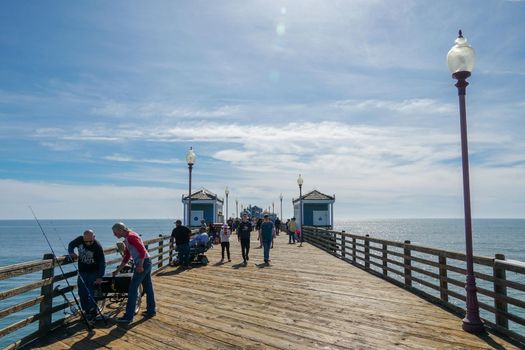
[170, 219, 192, 268]
[237, 213, 253, 266]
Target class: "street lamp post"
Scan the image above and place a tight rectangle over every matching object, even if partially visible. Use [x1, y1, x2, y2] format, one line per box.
[236, 199, 239, 218]
[225, 187, 230, 222]
[447, 30, 484, 333]
[186, 147, 196, 227]
[272, 202, 275, 215]
[279, 193, 283, 220]
[297, 174, 304, 247]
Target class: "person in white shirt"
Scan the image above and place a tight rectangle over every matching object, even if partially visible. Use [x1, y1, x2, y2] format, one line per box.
[219, 223, 231, 262]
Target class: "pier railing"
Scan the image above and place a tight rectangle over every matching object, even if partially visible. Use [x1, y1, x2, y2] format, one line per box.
[302, 226, 525, 344]
[0, 231, 194, 350]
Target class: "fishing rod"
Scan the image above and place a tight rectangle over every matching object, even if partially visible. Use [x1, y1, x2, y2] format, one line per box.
[29, 207, 94, 332]
[56, 235, 109, 325]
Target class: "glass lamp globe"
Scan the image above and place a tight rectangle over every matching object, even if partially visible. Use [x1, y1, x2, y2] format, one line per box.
[225, 187, 229, 195]
[186, 147, 196, 165]
[297, 174, 304, 186]
[447, 30, 475, 74]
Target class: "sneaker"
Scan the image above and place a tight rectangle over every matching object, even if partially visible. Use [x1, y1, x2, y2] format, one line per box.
[228, 259, 231, 262]
[116, 317, 132, 323]
[142, 311, 156, 318]
[246, 256, 249, 261]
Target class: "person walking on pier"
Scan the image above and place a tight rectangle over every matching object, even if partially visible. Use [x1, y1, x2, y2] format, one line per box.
[237, 213, 253, 266]
[219, 223, 231, 262]
[68, 229, 105, 320]
[287, 218, 297, 244]
[170, 219, 191, 268]
[260, 214, 275, 266]
[112, 222, 156, 323]
[274, 217, 281, 235]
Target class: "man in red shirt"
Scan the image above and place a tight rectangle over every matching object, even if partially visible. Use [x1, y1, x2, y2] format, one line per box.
[112, 222, 156, 323]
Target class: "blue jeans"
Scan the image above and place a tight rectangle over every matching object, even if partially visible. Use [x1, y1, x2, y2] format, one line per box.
[262, 240, 271, 262]
[178, 243, 190, 267]
[78, 271, 97, 315]
[124, 258, 156, 319]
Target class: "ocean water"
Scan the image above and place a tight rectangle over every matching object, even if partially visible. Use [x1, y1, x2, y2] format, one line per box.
[335, 218, 525, 261]
[1, 218, 524, 347]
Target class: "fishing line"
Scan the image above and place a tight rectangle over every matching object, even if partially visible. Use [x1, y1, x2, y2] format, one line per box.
[29, 207, 94, 332]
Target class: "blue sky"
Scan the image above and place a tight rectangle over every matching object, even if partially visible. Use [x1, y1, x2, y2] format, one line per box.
[1, 1, 524, 219]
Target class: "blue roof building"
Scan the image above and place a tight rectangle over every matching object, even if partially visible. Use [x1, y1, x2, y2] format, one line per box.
[182, 188, 224, 227]
[292, 190, 335, 229]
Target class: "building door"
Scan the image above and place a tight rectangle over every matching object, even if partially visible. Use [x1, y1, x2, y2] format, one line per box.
[313, 210, 328, 226]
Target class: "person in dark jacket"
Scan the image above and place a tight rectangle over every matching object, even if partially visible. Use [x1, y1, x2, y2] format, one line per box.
[170, 219, 192, 268]
[68, 229, 105, 319]
[237, 214, 253, 265]
[260, 215, 275, 265]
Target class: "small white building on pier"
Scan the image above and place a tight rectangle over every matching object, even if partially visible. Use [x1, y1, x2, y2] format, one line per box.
[182, 188, 224, 227]
[293, 190, 335, 229]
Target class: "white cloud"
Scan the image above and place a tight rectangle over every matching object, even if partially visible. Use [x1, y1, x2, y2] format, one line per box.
[104, 154, 182, 165]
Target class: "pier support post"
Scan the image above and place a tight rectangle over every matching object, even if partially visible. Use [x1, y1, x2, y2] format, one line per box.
[439, 255, 449, 302]
[39, 253, 54, 334]
[494, 254, 508, 329]
[158, 234, 164, 268]
[364, 235, 370, 270]
[352, 237, 356, 265]
[404, 240, 412, 287]
[382, 243, 387, 277]
[341, 231, 346, 260]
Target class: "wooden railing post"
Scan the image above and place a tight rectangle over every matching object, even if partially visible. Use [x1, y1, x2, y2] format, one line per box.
[158, 234, 164, 268]
[341, 231, 346, 260]
[439, 255, 448, 302]
[352, 237, 356, 264]
[382, 243, 387, 277]
[404, 240, 412, 287]
[364, 234, 370, 270]
[169, 237, 174, 265]
[39, 253, 55, 334]
[494, 253, 508, 329]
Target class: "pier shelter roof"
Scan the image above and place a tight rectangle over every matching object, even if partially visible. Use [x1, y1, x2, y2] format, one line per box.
[293, 189, 335, 203]
[182, 188, 224, 203]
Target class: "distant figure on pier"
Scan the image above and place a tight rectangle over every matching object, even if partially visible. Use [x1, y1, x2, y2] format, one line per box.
[112, 222, 156, 323]
[256, 218, 263, 248]
[170, 220, 191, 268]
[219, 223, 231, 263]
[274, 217, 281, 235]
[287, 218, 297, 244]
[237, 213, 253, 266]
[260, 215, 275, 266]
[68, 229, 105, 320]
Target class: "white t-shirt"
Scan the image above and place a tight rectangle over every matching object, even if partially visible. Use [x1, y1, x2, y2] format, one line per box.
[219, 228, 231, 242]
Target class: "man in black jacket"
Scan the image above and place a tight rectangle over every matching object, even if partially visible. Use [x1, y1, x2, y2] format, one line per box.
[171, 219, 192, 268]
[237, 214, 253, 265]
[68, 229, 105, 319]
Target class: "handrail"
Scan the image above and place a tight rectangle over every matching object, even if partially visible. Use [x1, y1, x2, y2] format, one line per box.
[302, 226, 525, 345]
[0, 228, 199, 350]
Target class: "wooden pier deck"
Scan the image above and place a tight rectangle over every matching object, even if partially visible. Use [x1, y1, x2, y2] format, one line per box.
[28, 234, 519, 349]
